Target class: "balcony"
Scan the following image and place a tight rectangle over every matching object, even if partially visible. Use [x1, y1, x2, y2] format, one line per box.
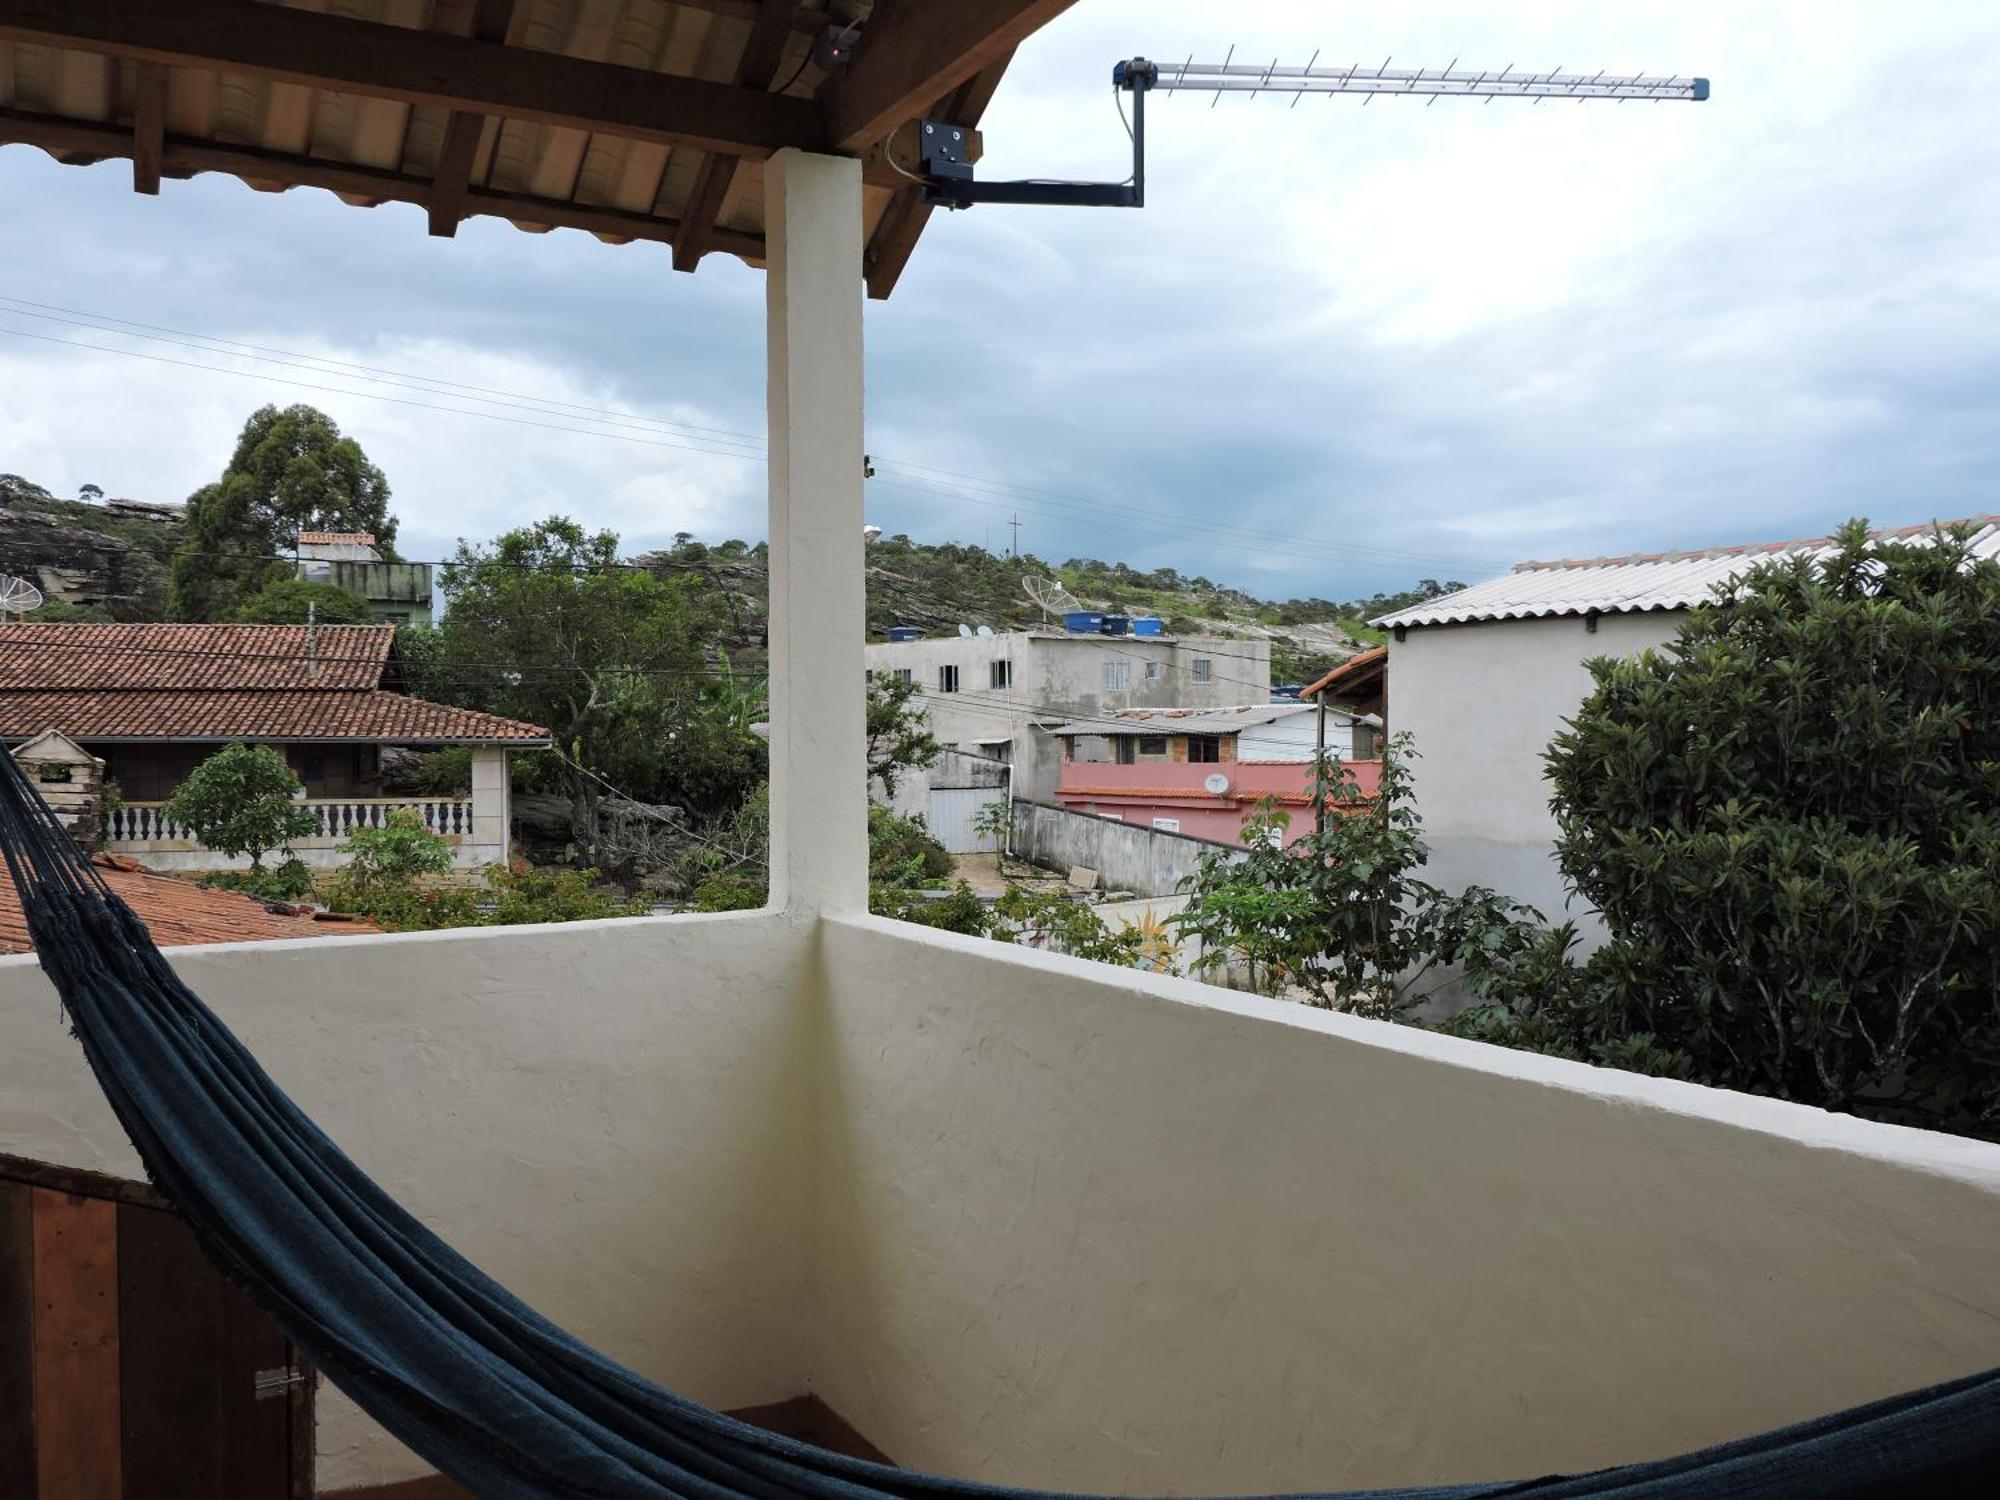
[3, 906, 1998, 1493]
[103, 796, 492, 871]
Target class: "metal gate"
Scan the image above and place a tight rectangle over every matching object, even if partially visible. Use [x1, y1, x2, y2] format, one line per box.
[927, 785, 1008, 853]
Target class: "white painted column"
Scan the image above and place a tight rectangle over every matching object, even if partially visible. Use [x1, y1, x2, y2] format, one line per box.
[469, 746, 511, 869]
[765, 149, 867, 916]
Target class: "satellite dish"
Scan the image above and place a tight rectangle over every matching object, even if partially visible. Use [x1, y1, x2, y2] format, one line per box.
[0, 575, 44, 619]
[976, 624, 995, 638]
[957, 623, 975, 638]
[1202, 772, 1232, 796]
[1022, 574, 1084, 623]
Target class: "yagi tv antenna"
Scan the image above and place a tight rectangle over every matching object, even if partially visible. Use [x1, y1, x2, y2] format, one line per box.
[917, 55, 1708, 211]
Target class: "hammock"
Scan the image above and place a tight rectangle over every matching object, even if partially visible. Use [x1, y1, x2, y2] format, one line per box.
[1, 753, 1995, 1500]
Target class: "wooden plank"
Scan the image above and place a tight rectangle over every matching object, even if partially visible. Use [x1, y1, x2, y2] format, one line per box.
[118, 1204, 289, 1499]
[0, 1150, 173, 1212]
[130, 61, 166, 195]
[674, 0, 797, 273]
[822, 0, 1074, 153]
[0, 1181, 35, 1499]
[30, 1189, 120, 1500]
[864, 54, 1014, 300]
[426, 0, 516, 240]
[0, 108, 766, 260]
[0, 0, 825, 159]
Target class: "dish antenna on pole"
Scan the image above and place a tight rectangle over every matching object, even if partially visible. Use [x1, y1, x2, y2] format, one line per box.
[1023, 574, 1083, 624]
[0, 576, 45, 621]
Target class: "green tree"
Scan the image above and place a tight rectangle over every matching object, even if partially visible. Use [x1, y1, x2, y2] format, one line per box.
[867, 673, 941, 796]
[227, 577, 374, 625]
[164, 744, 320, 869]
[331, 808, 455, 909]
[171, 405, 397, 620]
[434, 517, 744, 844]
[1173, 741, 1537, 1018]
[1450, 521, 2000, 1136]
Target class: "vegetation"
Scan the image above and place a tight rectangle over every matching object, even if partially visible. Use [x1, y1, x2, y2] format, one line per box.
[1446, 522, 2000, 1137]
[171, 405, 398, 620]
[164, 744, 319, 869]
[866, 673, 941, 797]
[228, 577, 374, 625]
[0, 471, 177, 620]
[1173, 741, 1535, 1018]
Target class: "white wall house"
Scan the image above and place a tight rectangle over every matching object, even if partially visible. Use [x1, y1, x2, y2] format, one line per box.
[1382, 516, 2000, 932]
[864, 628, 1269, 800]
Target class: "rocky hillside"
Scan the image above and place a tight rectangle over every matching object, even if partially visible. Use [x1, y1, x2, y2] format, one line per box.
[0, 473, 182, 620]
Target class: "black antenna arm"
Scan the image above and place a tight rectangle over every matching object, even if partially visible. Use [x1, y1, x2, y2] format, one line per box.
[919, 57, 1155, 211]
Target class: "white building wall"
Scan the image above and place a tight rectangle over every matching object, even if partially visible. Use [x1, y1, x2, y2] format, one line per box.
[864, 631, 1270, 799]
[1235, 709, 1340, 762]
[1392, 611, 1683, 930]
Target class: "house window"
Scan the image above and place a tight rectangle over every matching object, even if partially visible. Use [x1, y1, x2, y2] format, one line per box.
[1152, 817, 1181, 833]
[1116, 739, 1137, 765]
[991, 659, 1013, 690]
[1187, 735, 1222, 763]
[1137, 736, 1167, 756]
[1103, 660, 1131, 692]
[938, 665, 959, 693]
[1144, 661, 1162, 681]
[1191, 658, 1212, 684]
[865, 669, 875, 683]
[893, 668, 913, 686]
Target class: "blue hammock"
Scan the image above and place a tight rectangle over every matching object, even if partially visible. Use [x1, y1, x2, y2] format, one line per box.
[1, 753, 1994, 1499]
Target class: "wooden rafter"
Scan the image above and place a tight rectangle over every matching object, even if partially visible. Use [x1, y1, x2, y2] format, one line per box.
[0, 107, 765, 260]
[426, 0, 518, 239]
[672, 0, 796, 274]
[823, 0, 1075, 153]
[0, 0, 825, 159]
[129, 62, 166, 196]
[863, 53, 1014, 300]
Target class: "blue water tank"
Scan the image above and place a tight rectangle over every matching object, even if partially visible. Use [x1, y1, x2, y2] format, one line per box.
[1100, 614, 1130, 636]
[1063, 610, 1104, 634]
[1131, 615, 1164, 637]
[886, 625, 922, 642]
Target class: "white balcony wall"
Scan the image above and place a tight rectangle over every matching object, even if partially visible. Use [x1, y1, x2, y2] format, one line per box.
[812, 915, 2000, 1493]
[0, 911, 817, 1492]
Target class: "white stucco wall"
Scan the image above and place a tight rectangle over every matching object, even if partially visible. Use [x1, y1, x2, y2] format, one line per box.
[0, 912, 818, 1492]
[1391, 611, 1684, 929]
[811, 914, 2000, 1494]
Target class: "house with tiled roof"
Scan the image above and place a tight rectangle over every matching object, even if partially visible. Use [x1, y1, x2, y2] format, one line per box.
[0, 622, 548, 871]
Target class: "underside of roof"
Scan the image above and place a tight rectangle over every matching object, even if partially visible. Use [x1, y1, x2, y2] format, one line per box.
[0, 0, 1077, 299]
[1379, 516, 2000, 630]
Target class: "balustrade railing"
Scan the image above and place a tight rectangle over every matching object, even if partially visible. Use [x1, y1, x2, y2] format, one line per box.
[106, 797, 476, 846]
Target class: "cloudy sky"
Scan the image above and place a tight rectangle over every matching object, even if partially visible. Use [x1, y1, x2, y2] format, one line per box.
[1, 1, 1996, 601]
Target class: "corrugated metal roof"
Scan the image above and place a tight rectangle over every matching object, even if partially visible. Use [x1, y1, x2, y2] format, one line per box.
[0, 0, 1058, 297]
[1045, 704, 1319, 738]
[1378, 516, 2000, 630]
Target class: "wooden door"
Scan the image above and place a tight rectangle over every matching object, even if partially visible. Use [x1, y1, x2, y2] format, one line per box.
[0, 1154, 313, 1500]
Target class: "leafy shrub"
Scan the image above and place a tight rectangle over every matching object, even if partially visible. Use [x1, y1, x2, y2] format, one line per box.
[330, 810, 455, 909]
[164, 745, 320, 868]
[198, 858, 316, 902]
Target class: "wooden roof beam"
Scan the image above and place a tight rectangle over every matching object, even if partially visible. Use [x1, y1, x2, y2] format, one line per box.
[0, 0, 826, 158]
[0, 107, 766, 260]
[673, 0, 796, 274]
[129, 62, 165, 195]
[426, 0, 518, 240]
[823, 0, 1076, 153]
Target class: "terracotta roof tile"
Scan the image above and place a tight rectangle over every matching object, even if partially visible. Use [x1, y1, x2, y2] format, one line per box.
[1300, 645, 1387, 700]
[0, 690, 548, 744]
[296, 532, 377, 546]
[0, 856, 378, 955]
[0, 623, 393, 691]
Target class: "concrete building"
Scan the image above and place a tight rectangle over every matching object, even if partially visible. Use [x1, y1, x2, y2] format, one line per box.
[5, 12, 2000, 1499]
[297, 531, 435, 628]
[1380, 516, 2000, 929]
[864, 628, 1269, 799]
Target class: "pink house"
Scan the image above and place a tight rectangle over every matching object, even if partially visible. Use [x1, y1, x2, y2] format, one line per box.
[1049, 705, 1382, 847]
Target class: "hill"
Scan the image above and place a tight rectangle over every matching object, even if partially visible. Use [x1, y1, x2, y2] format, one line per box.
[0, 473, 182, 620]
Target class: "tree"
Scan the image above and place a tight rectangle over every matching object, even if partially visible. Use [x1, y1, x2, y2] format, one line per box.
[164, 744, 320, 869]
[1450, 521, 2000, 1137]
[228, 577, 374, 625]
[1173, 741, 1537, 1018]
[433, 517, 744, 845]
[867, 673, 940, 796]
[171, 405, 397, 620]
[78, 482, 103, 503]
